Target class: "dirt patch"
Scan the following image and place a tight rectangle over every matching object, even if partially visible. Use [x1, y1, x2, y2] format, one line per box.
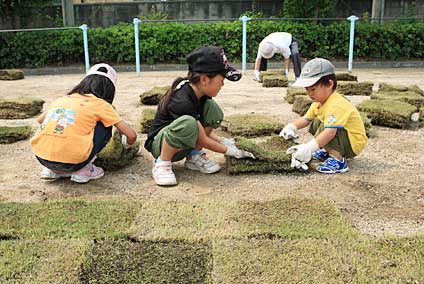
[0, 68, 423, 236]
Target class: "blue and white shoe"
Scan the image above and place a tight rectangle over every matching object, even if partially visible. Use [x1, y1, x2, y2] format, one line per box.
[312, 149, 330, 162]
[316, 157, 349, 174]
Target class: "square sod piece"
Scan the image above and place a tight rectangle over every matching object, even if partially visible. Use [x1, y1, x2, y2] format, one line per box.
[0, 97, 45, 119]
[258, 69, 284, 82]
[225, 136, 304, 175]
[139, 86, 169, 105]
[0, 69, 24, 80]
[292, 95, 312, 116]
[221, 114, 283, 137]
[0, 126, 32, 143]
[337, 81, 373, 96]
[262, 74, 288, 88]
[379, 82, 424, 96]
[357, 99, 417, 129]
[371, 91, 424, 108]
[96, 130, 140, 171]
[285, 87, 307, 104]
[335, 72, 358, 81]
[139, 108, 156, 134]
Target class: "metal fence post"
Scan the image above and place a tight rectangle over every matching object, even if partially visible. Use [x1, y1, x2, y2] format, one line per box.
[347, 15, 359, 72]
[133, 18, 142, 75]
[79, 24, 90, 73]
[240, 15, 250, 74]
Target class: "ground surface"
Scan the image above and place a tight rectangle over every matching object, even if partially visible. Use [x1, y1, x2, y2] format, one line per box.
[0, 68, 423, 237]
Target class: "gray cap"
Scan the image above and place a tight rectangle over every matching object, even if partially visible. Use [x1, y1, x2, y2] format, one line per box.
[292, 58, 335, 87]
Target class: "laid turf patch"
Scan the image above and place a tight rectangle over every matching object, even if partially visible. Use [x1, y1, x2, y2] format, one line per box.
[139, 108, 156, 134]
[79, 239, 212, 284]
[262, 74, 288, 87]
[285, 87, 307, 104]
[0, 240, 87, 284]
[0, 200, 139, 240]
[337, 81, 373, 96]
[336, 72, 358, 81]
[379, 82, 424, 96]
[357, 99, 417, 129]
[220, 113, 283, 137]
[0, 126, 32, 143]
[139, 86, 169, 105]
[371, 91, 424, 108]
[420, 107, 424, 126]
[225, 136, 302, 174]
[259, 69, 284, 82]
[0, 69, 24, 80]
[360, 112, 375, 138]
[96, 130, 140, 171]
[0, 97, 45, 119]
[292, 95, 312, 116]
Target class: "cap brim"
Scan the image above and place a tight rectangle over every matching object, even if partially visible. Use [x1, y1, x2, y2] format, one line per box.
[224, 66, 242, 81]
[291, 76, 321, 88]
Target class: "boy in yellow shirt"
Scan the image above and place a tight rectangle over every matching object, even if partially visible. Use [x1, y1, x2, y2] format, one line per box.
[281, 58, 367, 173]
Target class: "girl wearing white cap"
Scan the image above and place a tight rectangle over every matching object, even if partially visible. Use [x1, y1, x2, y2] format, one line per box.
[31, 63, 137, 183]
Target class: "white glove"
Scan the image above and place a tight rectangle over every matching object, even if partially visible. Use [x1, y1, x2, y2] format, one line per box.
[284, 69, 289, 77]
[220, 137, 235, 147]
[290, 156, 309, 170]
[225, 145, 255, 159]
[279, 123, 299, 140]
[253, 70, 260, 81]
[121, 135, 131, 149]
[286, 139, 319, 164]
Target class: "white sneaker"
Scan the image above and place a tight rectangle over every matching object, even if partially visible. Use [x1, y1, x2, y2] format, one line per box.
[152, 161, 177, 186]
[40, 167, 71, 179]
[184, 151, 221, 174]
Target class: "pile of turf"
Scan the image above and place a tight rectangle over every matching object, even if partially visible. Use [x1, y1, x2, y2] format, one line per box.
[258, 69, 284, 82]
[220, 114, 283, 137]
[139, 86, 169, 105]
[335, 72, 358, 81]
[357, 99, 417, 129]
[262, 74, 288, 87]
[0, 69, 24, 80]
[420, 107, 424, 126]
[292, 95, 312, 116]
[337, 81, 373, 96]
[96, 130, 140, 171]
[285, 87, 307, 104]
[371, 91, 424, 108]
[225, 136, 304, 174]
[139, 108, 156, 133]
[0, 126, 31, 143]
[379, 82, 424, 95]
[0, 97, 44, 119]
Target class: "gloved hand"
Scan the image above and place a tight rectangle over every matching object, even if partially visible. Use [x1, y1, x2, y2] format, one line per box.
[279, 123, 299, 140]
[220, 137, 235, 147]
[121, 135, 132, 149]
[225, 145, 255, 159]
[290, 156, 309, 170]
[286, 139, 318, 164]
[253, 70, 260, 81]
[284, 69, 289, 77]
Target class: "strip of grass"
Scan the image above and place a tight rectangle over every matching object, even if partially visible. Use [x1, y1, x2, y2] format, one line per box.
[0, 200, 139, 240]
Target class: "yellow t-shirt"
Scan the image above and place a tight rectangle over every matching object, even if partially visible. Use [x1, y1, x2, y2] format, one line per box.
[304, 92, 367, 155]
[31, 93, 122, 164]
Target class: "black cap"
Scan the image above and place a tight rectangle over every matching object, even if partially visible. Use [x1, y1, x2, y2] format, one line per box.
[186, 46, 242, 81]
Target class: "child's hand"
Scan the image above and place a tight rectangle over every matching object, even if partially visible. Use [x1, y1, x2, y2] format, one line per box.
[253, 70, 260, 81]
[220, 137, 235, 147]
[286, 139, 318, 164]
[121, 135, 132, 149]
[225, 145, 255, 159]
[279, 123, 299, 140]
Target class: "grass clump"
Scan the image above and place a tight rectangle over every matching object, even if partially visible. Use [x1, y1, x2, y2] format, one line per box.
[262, 74, 288, 87]
[420, 107, 424, 126]
[0, 126, 31, 143]
[221, 113, 283, 137]
[79, 239, 213, 284]
[285, 87, 307, 104]
[0, 97, 44, 119]
[139, 86, 169, 105]
[0, 200, 139, 240]
[96, 130, 140, 171]
[379, 82, 424, 96]
[292, 95, 312, 116]
[0, 69, 24, 80]
[360, 112, 375, 138]
[139, 108, 156, 134]
[225, 136, 304, 174]
[337, 81, 373, 96]
[371, 91, 424, 108]
[258, 69, 284, 82]
[357, 99, 417, 129]
[336, 72, 358, 81]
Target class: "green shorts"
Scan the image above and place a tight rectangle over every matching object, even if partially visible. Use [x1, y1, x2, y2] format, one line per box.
[151, 99, 223, 161]
[309, 118, 356, 159]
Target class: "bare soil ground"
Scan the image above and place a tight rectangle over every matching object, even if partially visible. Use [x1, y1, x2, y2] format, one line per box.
[0, 68, 423, 237]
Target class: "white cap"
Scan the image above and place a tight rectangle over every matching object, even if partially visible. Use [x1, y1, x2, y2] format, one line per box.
[260, 42, 275, 59]
[292, 58, 335, 87]
[86, 63, 117, 85]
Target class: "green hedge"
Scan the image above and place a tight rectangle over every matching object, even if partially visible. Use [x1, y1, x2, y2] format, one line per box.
[1, 21, 423, 68]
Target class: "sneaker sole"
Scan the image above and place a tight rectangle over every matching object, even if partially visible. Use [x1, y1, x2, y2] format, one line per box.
[70, 172, 104, 183]
[41, 174, 71, 179]
[184, 163, 221, 174]
[317, 167, 349, 174]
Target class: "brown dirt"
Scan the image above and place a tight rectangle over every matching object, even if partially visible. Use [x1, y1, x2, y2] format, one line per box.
[0, 68, 423, 237]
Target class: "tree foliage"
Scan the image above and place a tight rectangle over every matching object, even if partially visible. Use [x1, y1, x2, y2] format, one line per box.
[0, 0, 54, 16]
[282, 0, 336, 18]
